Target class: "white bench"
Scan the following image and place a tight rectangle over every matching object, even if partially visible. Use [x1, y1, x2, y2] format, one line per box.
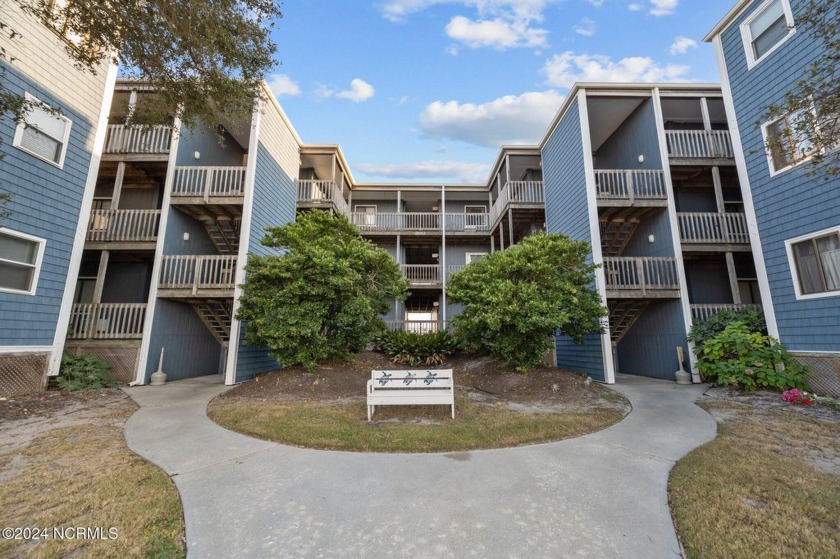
[367, 369, 455, 421]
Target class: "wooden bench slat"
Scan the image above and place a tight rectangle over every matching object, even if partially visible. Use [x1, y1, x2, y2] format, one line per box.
[367, 369, 455, 421]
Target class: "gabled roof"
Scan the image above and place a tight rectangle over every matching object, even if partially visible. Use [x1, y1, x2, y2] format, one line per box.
[704, 0, 753, 42]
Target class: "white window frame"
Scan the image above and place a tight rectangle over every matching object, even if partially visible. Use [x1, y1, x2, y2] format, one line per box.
[12, 93, 73, 169]
[466, 252, 488, 264]
[0, 228, 47, 296]
[464, 205, 488, 229]
[784, 225, 840, 300]
[761, 105, 820, 176]
[354, 204, 378, 227]
[740, 0, 796, 70]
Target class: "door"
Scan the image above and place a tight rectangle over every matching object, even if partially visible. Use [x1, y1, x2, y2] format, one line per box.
[464, 205, 487, 229]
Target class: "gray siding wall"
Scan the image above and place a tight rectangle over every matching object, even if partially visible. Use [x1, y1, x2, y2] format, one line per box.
[119, 187, 161, 210]
[721, 0, 840, 351]
[353, 200, 398, 213]
[0, 64, 97, 346]
[101, 262, 152, 303]
[617, 300, 688, 379]
[685, 260, 733, 304]
[542, 98, 606, 381]
[594, 100, 662, 169]
[623, 211, 676, 258]
[674, 188, 717, 212]
[144, 300, 222, 382]
[176, 123, 245, 167]
[162, 210, 216, 255]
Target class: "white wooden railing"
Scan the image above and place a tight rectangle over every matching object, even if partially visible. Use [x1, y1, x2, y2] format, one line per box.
[352, 212, 440, 231]
[385, 320, 450, 334]
[666, 130, 734, 159]
[678, 212, 749, 244]
[594, 170, 667, 201]
[296, 180, 350, 215]
[68, 303, 146, 339]
[489, 180, 544, 225]
[690, 304, 762, 322]
[104, 125, 172, 154]
[446, 265, 465, 280]
[159, 255, 237, 293]
[401, 265, 442, 284]
[445, 212, 490, 232]
[603, 257, 680, 293]
[172, 166, 246, 201]
[86, 209, 161, 242]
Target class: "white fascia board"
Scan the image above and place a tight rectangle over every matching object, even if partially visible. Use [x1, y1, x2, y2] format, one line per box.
[704, 0, 753, 42]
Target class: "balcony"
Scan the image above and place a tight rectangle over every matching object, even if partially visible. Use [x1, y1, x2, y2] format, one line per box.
[595, 170, 667, 206]
[678, 212, 750, 249]
[86, 209, 161, 248]
[445, 212, 490, 233]
[603, 257, 680, 298]
[401, 265, 442, 286]
[103, 125, 172, 157]
[690, 303, 762, 322]
[171, 166, 246, 204]
[666, 130, 734, 161]
[68, 303, 147, 340]
[489, 180, 544, 226]
[296, 180, 350, 215]
[158, 255, 237, 297]
[352, 212, 440, 233]
[385, 320, 450, 334]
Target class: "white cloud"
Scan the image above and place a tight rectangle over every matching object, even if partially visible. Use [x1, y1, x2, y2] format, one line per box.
[587, 0, 605, 6]
[267, 74, 300, 98]
[418, 90, 564, 147]
[669, 36, 697, 55]
[627, 3, 643, 11]
[356, 160, 490, 183]
[336, 79, 375, 102]
[650, 0, 678, 16]
[380, 0, 556, 50]
[445, 15, 547, 49]
[542, 51, 691, 87]
[574, 18, 595, 37]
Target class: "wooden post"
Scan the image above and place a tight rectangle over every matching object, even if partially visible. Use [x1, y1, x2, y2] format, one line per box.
[508, 208, 514, 247]
[725, 252, 741, 304]
[112, 162, 126, 209]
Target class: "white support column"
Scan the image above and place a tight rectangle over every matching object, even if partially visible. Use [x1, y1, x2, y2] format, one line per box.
[92, 251, 110, 304]
[396, 233, 402, 321]
[440, 185, 447, 324]
[499, 221, 505, 250]
[725, 252, 741, 304]
[491, 235, 495, 253]
[700, 97, 712, 131]
[111, 162, 126, 209]
[505, 154, 510, 185]
[711, 166, 726, 213]
[508, 209, 514, 247]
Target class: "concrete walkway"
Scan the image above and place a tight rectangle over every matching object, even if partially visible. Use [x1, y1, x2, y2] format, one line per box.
[124, 374, 716, 559]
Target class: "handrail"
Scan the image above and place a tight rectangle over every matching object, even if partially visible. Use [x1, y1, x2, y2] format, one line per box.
[104, 124, 172, 154]
[603, 257, 680, 293]
[400, 264, 442, 284]
[172, 166, 247, 201]
[159, 255, 237, 293]
[594, 170, 666, 200]
[86, 209, 161, 242]
[385, 320, 450, 334]
[68, 303, 147, 339]
[678, 212, 749, 244]
[296, 179, 350, 215]
[489, 180, 544, 226]
[351, 212, 440, 231]
[666, 130, 734, 159]
[690, 304, 762, 322]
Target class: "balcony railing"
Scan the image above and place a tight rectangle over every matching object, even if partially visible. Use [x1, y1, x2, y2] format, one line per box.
[446, 265, 465, 280]
[603, 257, 680, 294]
[678, 212, 749, 244]
[445, 212, 490, 232]
[690, 304, 762, 322]
[68, 303, 147, 339]
[666, 130, 734, 159]
[385, 320, 450, 334]
[352, 212, 440, 231]
[104, 125, 172, 154]
[401, 265, 442, 285]
[595, 170, 667, 201]
[86, 209, 161, 243]
[172, 166, 246, 201]
[489, 180, 544, 225]
[296, 180, 350, 215]
[159, 255, 237, 293]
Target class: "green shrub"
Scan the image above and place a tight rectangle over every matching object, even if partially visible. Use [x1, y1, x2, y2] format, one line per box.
[696, 322, 810, 391]
[374, 330, 459, 366]
[57, 354, 116, 391]
[687, 308, 766, 350]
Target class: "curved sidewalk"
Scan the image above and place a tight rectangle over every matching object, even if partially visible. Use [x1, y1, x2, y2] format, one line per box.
[124, 374, 715, 559]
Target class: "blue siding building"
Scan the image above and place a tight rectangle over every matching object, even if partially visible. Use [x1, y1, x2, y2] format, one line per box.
[706, 0, 840, 395]
[0, 5, 115, 397]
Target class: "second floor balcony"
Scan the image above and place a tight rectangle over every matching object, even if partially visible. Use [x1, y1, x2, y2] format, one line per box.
[158, 255, 237, 297]
[171, 166, 246, 204]
[86, 209, 161, 248]
[595, 170, 667, 206]
[603, 256, 680, 298]
[103, 124, 172, 157]
[296, 180, 351, 215]
[68, 303, 147, 340]
[489, 180, 544, 226]
[666, 130, 734, 160]
[678, 212, 750, 248]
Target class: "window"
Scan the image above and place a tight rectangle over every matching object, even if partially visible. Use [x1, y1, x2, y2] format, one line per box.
[466, 252, 487, 264]
[13, 94, 72, 168]
[0, 229, 46, 295]
[762, 108, 816, 174]
[786, 228, 840, 298]
[740, 0, 795, 68]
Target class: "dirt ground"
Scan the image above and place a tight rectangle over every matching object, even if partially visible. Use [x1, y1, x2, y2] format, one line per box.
[216, 351, 630, 415]
[700, 386, 840, 423]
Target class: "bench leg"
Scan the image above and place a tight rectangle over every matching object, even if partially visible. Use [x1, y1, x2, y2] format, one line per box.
[451, 404, 455, 419]
[367, 404, 372, 422]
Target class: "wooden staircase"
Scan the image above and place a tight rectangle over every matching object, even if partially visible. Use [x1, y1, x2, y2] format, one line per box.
[600, 218, 640, 256]
[191, 299, 233, 345]
[204, 219, 240, 255]
[608, 300, 649, 344]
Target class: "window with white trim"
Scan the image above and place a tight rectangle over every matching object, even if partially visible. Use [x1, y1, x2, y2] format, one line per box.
[740, 0, 795, 68]
[762, 108, 816, 174]
[12, 94, 72, 168]
[788, 228, 840, 297]
[0, 229, 46, 295]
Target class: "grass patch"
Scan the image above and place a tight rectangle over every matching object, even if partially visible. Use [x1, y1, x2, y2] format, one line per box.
[209, 397, 624, 453]
[0, 404, 184, 559]
[670, 401, 840, 559]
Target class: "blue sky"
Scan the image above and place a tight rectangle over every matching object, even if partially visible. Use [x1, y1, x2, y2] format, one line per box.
[268, 0, 736, 183]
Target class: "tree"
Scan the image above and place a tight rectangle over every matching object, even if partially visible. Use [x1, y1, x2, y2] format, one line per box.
[448, 232, 607, 372]
[2, 0, 282, 128]
[763, 0, 839, 176]
[236, 211, 410, 371]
